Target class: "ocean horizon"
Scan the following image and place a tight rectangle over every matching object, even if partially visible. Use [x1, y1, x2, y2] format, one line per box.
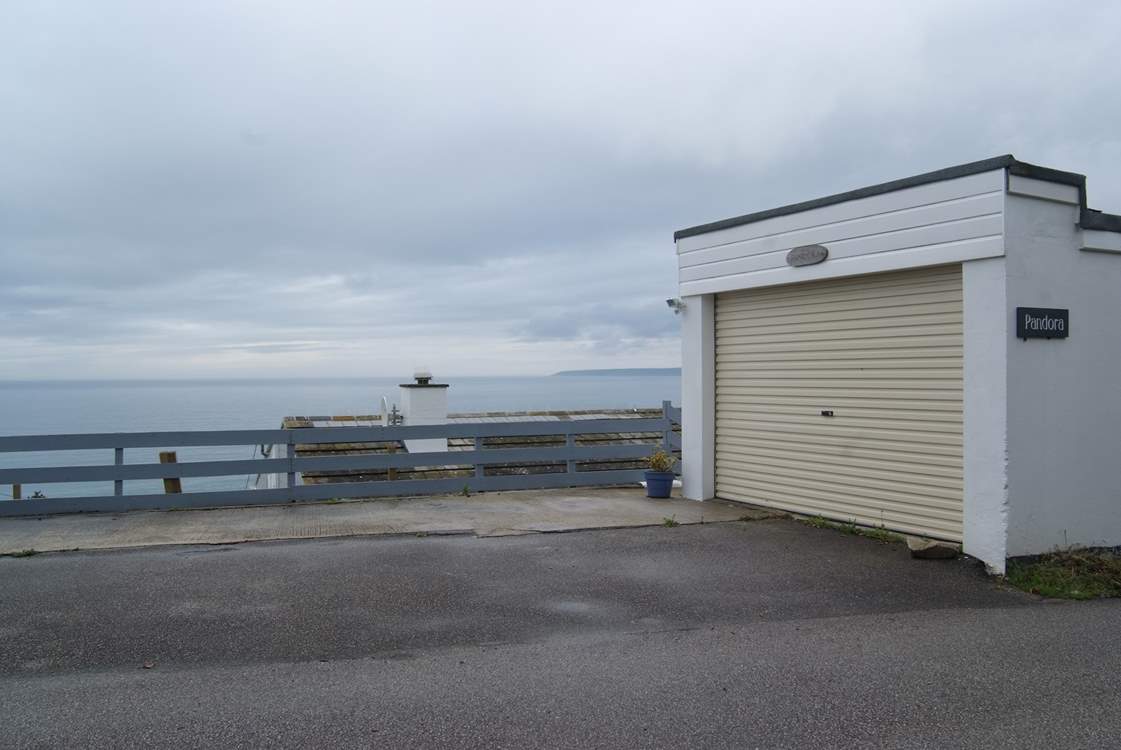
[0, 374, 681, 434]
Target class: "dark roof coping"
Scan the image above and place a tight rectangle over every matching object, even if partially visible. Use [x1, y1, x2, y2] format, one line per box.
[674, 155, 1117, 241]
[1082, 209, 1121, 233]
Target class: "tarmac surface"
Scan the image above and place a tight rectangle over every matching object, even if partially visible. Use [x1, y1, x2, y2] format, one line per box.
[2, 518, 1120, 748]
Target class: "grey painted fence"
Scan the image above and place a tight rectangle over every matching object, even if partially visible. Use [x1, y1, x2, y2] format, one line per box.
[0, 402, 681, 517]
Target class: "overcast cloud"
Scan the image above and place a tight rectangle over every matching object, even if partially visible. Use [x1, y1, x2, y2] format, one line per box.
[2, 0, 1119, 378]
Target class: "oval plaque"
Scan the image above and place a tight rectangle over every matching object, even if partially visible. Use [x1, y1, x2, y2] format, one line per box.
[786, 244, 829, 267]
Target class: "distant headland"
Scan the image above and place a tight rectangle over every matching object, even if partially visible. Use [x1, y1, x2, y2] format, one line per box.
[552, 368, 681, 377]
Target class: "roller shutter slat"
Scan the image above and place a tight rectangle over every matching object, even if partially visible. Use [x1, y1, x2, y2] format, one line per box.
[718, 293, 962, 319]
[713, 387, 962, 401]
[715, 431, 963, 460]
[716, 324, 963, 346]
[718, 399, 961, 414]
[716, 463, 963, 501]
[718, 476, 963, 522]
[714, 339, 963, 355]
[716, 444, 960, 483]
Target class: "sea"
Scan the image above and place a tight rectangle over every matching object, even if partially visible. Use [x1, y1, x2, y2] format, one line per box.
[0, 374, 680, 500]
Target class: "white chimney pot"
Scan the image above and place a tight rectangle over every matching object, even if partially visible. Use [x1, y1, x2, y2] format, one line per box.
[399, 372, 449, 453]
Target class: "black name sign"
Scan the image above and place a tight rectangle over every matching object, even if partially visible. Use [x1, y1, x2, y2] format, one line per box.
[1016, 307, 1069, 340]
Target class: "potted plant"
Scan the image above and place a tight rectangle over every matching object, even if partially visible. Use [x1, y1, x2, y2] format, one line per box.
[644, 449, 677, 498]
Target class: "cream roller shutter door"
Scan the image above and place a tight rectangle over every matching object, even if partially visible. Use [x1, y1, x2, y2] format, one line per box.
[714, 264, 963, 541]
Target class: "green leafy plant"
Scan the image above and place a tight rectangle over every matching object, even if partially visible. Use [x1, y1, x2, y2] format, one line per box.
[662, 516, 679, 528]
[645, 449, 677, 473]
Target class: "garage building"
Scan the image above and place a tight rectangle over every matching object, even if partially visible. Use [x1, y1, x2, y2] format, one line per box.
[675, 155, 1121, 573]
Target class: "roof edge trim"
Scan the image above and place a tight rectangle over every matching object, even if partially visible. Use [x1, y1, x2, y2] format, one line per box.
[673, 155, 1100, 242]
[1081, 210, 1121, 233]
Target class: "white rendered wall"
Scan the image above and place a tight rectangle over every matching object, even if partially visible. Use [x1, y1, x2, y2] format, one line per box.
[400, 386, 448, 454]
[680, 294, 714, 500]
[1003, 194, 1121, 556]
[962, 257, 1010, 573]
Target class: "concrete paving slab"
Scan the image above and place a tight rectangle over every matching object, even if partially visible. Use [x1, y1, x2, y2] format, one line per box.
[0, 487, 769, 554]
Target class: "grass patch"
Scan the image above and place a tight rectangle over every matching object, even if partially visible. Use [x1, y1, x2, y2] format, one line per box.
[661, 516, 679, 528]
[799, 515, 904, 545]
[1006, 549, 1121, 600]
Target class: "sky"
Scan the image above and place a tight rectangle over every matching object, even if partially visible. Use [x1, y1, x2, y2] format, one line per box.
[2, 0, 1120, 379]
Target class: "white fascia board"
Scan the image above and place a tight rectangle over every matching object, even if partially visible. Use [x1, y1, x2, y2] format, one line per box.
[1081, 229, 1121, 254]
[1007, 175, 1080, 205]
[679, 235, 1003, 296]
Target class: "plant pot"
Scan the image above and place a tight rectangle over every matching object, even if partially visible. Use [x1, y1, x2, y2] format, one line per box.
[644, 470, 675, 498]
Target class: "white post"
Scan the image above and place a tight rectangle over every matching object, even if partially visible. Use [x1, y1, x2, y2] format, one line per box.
[680, 294, 715, 500]
[962, 258, 1009, 573]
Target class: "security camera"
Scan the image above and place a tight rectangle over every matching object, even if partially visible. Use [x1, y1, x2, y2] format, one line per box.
[666, 298, 685, 314]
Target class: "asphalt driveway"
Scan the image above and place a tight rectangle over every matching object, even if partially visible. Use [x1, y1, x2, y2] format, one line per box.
[2, 518, 1119, 748]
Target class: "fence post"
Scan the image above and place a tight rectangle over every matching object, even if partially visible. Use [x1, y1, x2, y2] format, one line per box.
[159, 451, 182, 494]
[11, 484, 20, 501]
[285, 433, 296, 492]
[474, 436, 485, 479]
[661, 400, 673, 454]
[114, 447, 124, 496]
[566, 433, 577, 476]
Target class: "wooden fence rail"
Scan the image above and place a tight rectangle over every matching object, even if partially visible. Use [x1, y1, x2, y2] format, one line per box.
[0, 402, 680, 517]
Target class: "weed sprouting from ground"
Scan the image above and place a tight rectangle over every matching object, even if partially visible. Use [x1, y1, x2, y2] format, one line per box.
[803, 515, 832, 529]
[1006, 549, 1121, 599]
[799, 515, 903, 544]
[859, 526, 906, 544]
[662, 516, 679, 528]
